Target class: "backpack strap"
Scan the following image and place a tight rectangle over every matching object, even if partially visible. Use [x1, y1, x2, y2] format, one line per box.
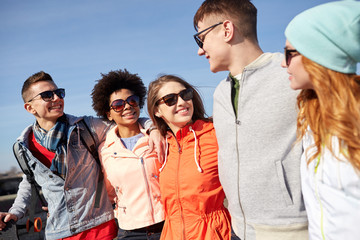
[12, 141, 47, 207]
[12, 141, 46, 234]
[77, 119, 103, 208]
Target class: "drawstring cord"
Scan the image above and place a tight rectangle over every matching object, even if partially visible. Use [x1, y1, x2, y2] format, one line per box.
[159, 138, 169, 172]
[159, 127, 203, 173]
[190, 126, 203, 173]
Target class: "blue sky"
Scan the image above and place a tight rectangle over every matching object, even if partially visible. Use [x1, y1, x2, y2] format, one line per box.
[0, 0, 340, 172]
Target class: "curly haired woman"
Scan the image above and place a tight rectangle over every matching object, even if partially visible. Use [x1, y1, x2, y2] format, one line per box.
[91, 69, 164, 240]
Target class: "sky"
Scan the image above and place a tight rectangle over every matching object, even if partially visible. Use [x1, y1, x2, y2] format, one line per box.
[0, 0, 345, 172]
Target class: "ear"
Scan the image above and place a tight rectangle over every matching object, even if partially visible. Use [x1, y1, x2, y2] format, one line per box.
[106, 112, 113, 121]
[223, 20, 235, 42]
[24, 102, 37, 115]
[155, 108, 162, 118]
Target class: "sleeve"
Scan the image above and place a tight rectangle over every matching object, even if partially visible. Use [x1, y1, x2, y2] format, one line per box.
[98, 142, 117, 204]
[8, 174, 32, 220]
[85, 116, 113, 148]
[138, 117, 152, 130]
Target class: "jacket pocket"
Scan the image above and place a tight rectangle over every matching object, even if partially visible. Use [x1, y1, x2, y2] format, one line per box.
[275, 160, 293, 206]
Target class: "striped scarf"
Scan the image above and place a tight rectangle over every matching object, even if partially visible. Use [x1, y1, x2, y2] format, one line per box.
[32, 115, 68, 179]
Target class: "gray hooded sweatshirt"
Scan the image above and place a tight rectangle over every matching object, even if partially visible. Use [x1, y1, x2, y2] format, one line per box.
[213, 53, 308, 240]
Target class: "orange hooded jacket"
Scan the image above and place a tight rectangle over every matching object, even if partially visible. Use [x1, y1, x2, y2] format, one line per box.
[159, 120, 231, 240]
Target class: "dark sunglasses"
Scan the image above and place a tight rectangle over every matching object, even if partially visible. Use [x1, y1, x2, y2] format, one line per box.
[28, 88, 65, 102]
[110, 95, 140, 112]
[157, 88, 194, 107]
[284, 48, 300, 67]
[193, 22, 223, 49]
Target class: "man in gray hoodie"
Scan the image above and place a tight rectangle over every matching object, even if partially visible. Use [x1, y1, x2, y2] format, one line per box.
[193, 0, 308, 239]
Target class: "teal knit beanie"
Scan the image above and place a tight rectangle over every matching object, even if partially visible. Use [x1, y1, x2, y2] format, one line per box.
[285, 0, 360, 74]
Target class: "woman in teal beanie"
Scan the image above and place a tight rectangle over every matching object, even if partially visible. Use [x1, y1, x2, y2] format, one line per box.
[282, 1, 360, 239]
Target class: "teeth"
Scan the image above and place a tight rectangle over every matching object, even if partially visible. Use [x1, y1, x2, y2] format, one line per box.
[122, 112, 135, 117]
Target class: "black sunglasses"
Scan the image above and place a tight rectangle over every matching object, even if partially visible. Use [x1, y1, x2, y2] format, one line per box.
[193, 22, 223, 49]
[110, 95, 140, 112]
[157, 88, 194, 107]
[28, 88, 65, 102]
[284, 48, 300, 67]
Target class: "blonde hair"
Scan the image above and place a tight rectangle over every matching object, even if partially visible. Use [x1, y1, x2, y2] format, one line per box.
[297, 56, 360, 171]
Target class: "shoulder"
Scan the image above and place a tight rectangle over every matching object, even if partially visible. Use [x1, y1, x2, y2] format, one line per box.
[16, 125, 33, 144]
[192, 120, 216, 137]
[104, 125, 118, 143]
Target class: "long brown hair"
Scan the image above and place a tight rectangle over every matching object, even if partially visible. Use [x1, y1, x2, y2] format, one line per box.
[147, 75, 208, 136]
[297, 56, 360, 171]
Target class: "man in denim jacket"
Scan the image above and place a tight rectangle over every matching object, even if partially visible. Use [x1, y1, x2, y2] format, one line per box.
[0, 71, 119, 239]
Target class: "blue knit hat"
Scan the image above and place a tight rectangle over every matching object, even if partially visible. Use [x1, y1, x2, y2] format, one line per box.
[285, 0, 360, 74]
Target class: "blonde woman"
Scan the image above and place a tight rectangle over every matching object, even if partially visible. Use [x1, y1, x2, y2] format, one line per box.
[282, 1, 360, 239]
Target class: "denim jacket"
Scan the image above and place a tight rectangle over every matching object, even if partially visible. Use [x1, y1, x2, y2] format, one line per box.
[9, 114, 115, 240]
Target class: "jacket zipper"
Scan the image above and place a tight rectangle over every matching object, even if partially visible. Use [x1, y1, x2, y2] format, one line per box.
[140, 156, 155, 223]
[236, 69, 247, 239]
[175, 132, 186, 240]
[314, 156, 326, 240]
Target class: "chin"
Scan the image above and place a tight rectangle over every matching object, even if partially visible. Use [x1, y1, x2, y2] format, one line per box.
[210, 64, 227, 74]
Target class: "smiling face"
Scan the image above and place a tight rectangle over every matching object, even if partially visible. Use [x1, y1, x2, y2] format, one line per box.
[24, 81, 64, 131]
[155, 81, 194, 134]
[107, 89, 140, 130]
[282, 40, 313, 90]
[196, 18, 230, 73]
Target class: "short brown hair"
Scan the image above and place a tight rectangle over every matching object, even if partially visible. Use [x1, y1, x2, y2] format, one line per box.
[21, 71, 54, 103]
[147, 75, 208, 136]
[193, 0, 258, 41]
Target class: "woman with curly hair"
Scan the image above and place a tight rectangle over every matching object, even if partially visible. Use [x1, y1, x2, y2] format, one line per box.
[91, 69, 164, 239]
[147, 75, 231, 240]
[282, 1, 360, 239]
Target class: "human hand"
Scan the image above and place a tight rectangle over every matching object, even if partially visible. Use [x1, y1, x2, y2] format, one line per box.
[0, 212, 18, 230]
[41, 206, 50, 218]
[148, 129, 165, 163]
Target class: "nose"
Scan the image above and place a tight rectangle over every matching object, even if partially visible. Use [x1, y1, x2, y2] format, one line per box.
[197, 47, 205, 56]
[123, 101, 133, 110]
[281, 57, 287, 68]
[52, 92, 61, 101]
[176, 95, 188, 106]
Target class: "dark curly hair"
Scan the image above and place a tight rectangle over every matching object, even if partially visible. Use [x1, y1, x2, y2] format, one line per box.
[91, 69, 146, 119]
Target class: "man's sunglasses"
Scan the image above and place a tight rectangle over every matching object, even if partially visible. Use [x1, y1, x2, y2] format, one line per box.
[28, 88, 65, 102]
[110, 95, 139, 112]
[193, 22, 223, 49]
[156, 88, 194, 107]
[284, 48, 300, 67]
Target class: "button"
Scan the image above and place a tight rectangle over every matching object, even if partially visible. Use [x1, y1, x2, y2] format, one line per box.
[71, 228, 76, 232]
[49, 175, 53, 178]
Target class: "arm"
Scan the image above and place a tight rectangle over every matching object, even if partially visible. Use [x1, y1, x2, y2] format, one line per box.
[85, 116, 113, 147]
[138, 117, 165, 163]
[0, 174, 32, 230]
[148, 129, 165, 164]
[98, 141, 117, 204]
